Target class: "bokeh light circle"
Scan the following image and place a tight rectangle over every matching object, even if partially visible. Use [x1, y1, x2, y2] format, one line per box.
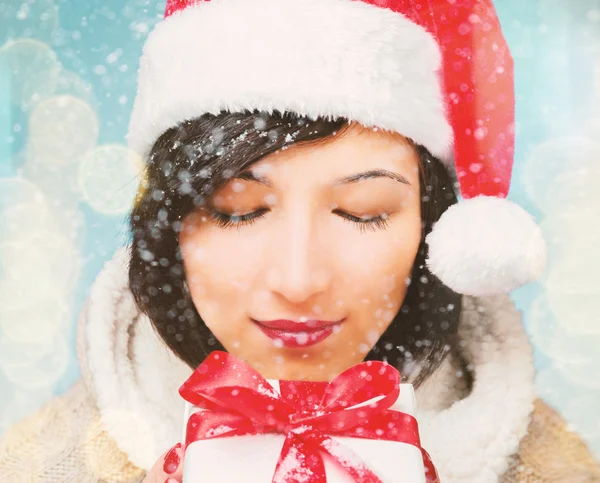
[539, 211, 600, 257]
[2, 231, 82, 294]
[0, 296, 70, 344]
[0, 178, 85, 250]
[22, 68, 96, 113]
[21, 161, 83, 210]
[521, 136, 600, 206]
[78, 145, 144, 215]
[0, 178, 83, 312]
[0, 177, 46, 206]
[547, 293, 600, 335]
[0, 277, 48, 312]
[542, 165, 600, 219]
[527, 296, 600, 361]
[0, 179, 50, 310]
[545, 254, 600, 297]
[0, 39, 61, 108]
[555, 356, 600, 390]
[0, 335, 70, 390]
[28, 95, 99, 166]
[0, 201, 55, 242]
[544, 260, 600, 334]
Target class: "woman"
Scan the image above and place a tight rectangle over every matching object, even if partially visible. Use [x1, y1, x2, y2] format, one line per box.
[1, 0, 599, 482]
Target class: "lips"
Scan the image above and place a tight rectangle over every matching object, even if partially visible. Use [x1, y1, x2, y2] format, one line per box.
[252, 318, 344, 348]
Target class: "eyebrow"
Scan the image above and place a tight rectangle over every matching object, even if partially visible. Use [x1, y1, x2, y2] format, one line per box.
[333, 169, 411, 186]
[234, 171, 273, 187]
[234, 168, 411, 187]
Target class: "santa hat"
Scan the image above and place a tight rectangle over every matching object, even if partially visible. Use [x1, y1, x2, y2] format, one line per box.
[128, 0, 546, 296]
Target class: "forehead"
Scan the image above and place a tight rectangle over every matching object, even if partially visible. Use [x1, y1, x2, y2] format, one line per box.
[249, 124, 419, 185]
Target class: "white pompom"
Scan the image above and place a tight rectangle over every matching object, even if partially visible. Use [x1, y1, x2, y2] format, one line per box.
[425, 196, 547, 296]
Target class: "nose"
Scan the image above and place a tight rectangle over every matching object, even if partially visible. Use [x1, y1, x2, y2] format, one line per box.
[266, 209, 332, 304]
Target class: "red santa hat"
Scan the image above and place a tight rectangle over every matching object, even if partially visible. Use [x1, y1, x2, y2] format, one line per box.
[127, 0, 546, 296]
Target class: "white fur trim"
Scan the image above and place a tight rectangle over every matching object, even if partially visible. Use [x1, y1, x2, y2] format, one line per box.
[79, 247, 192, 470]
[78, 248, 536, 479]
[127, 0, 452, 162]
[417, 295, 536, 482]
[425, 196, 547, 296]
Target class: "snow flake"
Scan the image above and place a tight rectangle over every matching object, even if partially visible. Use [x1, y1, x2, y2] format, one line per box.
[469, 162, 483, 173]
[296, 333, 309, 345]
[458, 23, 471, 35]
[254, 118, 267, 131]
[264, 193, 277, 206]
[468, 14, 481, 24]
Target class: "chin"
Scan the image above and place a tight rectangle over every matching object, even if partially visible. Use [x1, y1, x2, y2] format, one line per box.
[252, 352, 329, 381]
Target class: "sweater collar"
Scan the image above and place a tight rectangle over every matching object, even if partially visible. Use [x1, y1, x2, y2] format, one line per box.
[78, 248, 535, 482]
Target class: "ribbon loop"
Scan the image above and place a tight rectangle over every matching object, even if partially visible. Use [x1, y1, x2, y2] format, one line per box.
[180, 352, 293, 426]
[180, 351, 437, 483]
[321, 360, 400, 412]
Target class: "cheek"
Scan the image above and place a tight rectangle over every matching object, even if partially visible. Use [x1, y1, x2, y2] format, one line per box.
[179, 228, 260, 319]
[335, 219, 421, 301]
[333, 228, 419, 340]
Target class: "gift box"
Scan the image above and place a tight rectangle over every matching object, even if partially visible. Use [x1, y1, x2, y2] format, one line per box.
[179, 352, 438, 483]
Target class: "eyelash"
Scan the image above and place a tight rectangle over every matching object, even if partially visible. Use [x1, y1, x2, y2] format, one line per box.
[210, 209, 269, 229]
[209, 208, 390, 232]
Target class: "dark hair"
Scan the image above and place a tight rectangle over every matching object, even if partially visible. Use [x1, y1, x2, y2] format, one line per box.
[129, 110, 462, 388]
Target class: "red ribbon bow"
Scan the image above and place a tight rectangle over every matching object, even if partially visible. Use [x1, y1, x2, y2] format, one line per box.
[180, 351, 439, 483]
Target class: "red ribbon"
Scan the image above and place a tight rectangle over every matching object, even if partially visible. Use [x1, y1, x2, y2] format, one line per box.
[179, 351, 439, 483]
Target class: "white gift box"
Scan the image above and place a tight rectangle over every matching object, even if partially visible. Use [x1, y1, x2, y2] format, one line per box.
[181, 380, 426, 483]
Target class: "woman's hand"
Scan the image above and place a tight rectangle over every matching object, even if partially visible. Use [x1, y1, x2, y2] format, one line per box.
[142, 443, 184, 483]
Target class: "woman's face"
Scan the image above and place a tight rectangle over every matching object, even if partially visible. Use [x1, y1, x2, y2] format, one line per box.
[180, 124, 422, 381]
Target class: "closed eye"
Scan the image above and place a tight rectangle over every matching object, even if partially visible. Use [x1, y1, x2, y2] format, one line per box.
[209, 208, 269, 229]
[332, 209, 390, 232]
[210, 208, 390, 232]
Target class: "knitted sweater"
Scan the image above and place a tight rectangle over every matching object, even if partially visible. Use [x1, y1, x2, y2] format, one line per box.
[1, 249, 599, 482]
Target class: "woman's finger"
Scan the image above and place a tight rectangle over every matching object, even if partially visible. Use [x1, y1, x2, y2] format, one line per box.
[163, 443, 184, 480]
[142, 443, 185, 483]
